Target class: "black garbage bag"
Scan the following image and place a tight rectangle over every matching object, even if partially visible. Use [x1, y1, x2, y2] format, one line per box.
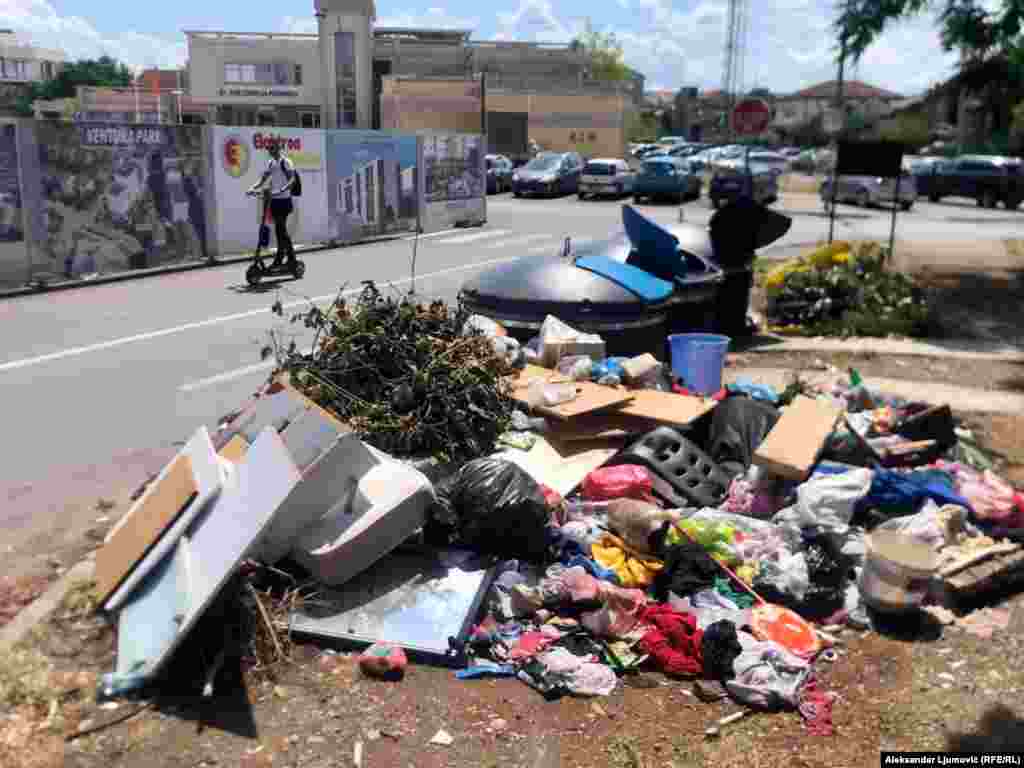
[426, 458, 551, 562]
[800, 530, 855, 620]
[705, 395, 780, 478]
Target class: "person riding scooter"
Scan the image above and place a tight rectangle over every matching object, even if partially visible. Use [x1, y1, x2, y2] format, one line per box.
[246, 140, 297, 268]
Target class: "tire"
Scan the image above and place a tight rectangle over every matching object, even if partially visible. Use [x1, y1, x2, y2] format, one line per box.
[513, 190, 521, 198]
[245, 264, 261, 287]
[293, 261, 306, 279]
[982, 190, 997, 209]
[578, 192, 586, 200]
[928, 194, 940, 203]
[900, 201, 913, 212]
[633, 195, 644, 204]
[1007, 198, 1021, 211]
[856, 188, 871, 208]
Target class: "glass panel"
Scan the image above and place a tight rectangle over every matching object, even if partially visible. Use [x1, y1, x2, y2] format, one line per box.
[335, 32, 355, 78]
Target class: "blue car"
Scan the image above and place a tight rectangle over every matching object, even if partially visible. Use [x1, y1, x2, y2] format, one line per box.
[708, 162, 779, 209]
[632, 157, 701, 204]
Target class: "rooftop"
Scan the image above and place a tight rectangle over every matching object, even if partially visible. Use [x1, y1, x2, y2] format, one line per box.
[789, 79, 903, 100]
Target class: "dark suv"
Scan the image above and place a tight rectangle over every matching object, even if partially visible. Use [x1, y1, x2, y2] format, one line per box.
[511, 152, 584, 197]
[913, 155, 1022, 210]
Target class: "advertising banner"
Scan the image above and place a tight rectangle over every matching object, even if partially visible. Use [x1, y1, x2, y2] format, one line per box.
[419, 132, 486, 232]
[19, 122, 211, 284]
[326, 130, 418, 245]
[0, 121, 27, 291]
[211, 126, 329, 256]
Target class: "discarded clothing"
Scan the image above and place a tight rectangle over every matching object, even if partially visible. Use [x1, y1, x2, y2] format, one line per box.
[798, 677, 837, 736]
[773, 468, 873, 540]
[564, 554, 620, 584]
[652, 540, 720, 602]
[938, 462, 1022, 528]
[559, 518, 608, 550]
[856, 468, 971, 528]
[535, 647, 617, 697]
[607, 498, 681, 554]
[580, 583, 649, 638]
[638, 604, 704, 678]
[714, 577, 755, 610]
[705, 395, 781, 477]
[592, 533, 664, 588]
[456, 661, 518, 680]
[727, 378, 780, 405]
[725, 639, 810, 710]
[701, 620, 743, 680]
[508, 631, 556, 661]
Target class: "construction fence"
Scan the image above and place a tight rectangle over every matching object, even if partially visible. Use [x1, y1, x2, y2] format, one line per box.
[0, 118, 486, 292]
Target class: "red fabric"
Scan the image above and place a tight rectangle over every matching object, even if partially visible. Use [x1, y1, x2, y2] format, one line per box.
[671, 384, 727, 400]
[638, 604, 704, 677]
[508, 631, 555, 661]
[798, 677, 836, 736]
[582, 465, 656, 503]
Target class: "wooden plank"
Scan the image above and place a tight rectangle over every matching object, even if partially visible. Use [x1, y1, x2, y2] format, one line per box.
[753, 395, 843, 481]
[218, 435, 249, 463]
[939, 542, 1021, 578]
[94, 454, 198, 604]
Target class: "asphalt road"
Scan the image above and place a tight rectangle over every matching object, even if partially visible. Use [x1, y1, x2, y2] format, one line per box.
[1, 191, 1020, 551]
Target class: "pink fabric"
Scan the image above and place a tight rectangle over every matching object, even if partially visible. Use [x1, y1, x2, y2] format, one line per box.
[508, 631, 555, 661]
[938, 462, 1022, 527]
[580, 583, 649, 638]
[798, 677, 836, 736]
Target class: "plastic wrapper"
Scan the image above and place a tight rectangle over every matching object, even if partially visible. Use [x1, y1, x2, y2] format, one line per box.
[556, 355, 594, 381]
[430, 458, 552, 561]
[358, 643, 408, 679]
[582, 465, 656, 503]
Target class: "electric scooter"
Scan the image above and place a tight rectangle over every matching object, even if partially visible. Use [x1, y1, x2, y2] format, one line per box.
[245, 187, 306, 286]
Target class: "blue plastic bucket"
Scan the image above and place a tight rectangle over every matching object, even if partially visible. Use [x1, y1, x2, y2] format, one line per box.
[668, 333, 731, 395]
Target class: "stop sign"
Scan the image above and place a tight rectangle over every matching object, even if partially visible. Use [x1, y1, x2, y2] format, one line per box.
[732, 98, 771, 135]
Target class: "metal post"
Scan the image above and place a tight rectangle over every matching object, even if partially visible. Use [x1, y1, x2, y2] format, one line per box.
[827, 34, 847, 245]
[480, 69, 487, 152]
[887, 174, 900, 264]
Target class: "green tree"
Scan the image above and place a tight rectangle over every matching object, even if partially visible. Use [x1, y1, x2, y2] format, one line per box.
[626, 110, 660, 142]
[14, 56, 135, 117]
[571, 20, 632, 81]
[879, 111, 931, 147]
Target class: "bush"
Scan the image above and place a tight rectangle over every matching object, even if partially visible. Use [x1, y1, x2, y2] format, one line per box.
[764, 242, 932, 338]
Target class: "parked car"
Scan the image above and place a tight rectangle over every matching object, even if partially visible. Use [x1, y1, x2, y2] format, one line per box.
[511, 152, 584, 197]
[744, 152, 791, 174]
[633, 156, 701, 203]
[709, 164, 779, 208]
[578, 158, 635, 199]
[819, 170, 917, 211]
[667, 144, 704, 158]
[485, 154, 515, 194]
[912, 155, 1022, 209]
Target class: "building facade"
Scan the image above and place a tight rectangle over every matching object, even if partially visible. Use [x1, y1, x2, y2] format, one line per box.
[0, 29, 66, 117]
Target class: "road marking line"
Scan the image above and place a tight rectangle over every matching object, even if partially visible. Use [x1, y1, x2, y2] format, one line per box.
[0, 255, 522, 375]
[178, 360, 276, 393]
[433, 229, 511, 245]
[483, 234, 553, 249]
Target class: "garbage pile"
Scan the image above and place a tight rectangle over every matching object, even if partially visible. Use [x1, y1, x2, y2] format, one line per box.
[88, 300, 1023, 738]
[764, 241, 931, 338]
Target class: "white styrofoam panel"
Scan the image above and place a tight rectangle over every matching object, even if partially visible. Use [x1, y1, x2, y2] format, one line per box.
[280, 408, 344, 473]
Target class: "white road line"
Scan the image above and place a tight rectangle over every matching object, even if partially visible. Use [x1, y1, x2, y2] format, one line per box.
[433, 229, 511, 245]
[178, 360, 276, 393]
[483, 234, 553, 250]
[0, 255, 521, 375]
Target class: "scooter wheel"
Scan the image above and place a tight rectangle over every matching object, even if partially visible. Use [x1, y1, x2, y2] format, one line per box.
[293, 261, 306, 279]
[246, 265, 261, 286]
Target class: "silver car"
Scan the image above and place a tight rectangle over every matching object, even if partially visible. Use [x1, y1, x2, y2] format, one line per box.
[820, 170, 917, 211]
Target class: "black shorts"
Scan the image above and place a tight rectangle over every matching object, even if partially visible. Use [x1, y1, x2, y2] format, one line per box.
[269, 197, 294, 218]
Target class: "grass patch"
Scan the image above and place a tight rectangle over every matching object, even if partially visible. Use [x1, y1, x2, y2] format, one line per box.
[61, 578, 99, 617]
[0, 646, 55, 711]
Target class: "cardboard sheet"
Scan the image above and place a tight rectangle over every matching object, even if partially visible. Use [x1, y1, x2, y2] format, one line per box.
[496, 434, 618, 497]
[753, 395, 843, 481]
[507, 365, 634, 420]
[218, 435, 249, 463]
[94, 454, 198, 604]
[615, 389, 716, 427]
[548, 411, 659, 442]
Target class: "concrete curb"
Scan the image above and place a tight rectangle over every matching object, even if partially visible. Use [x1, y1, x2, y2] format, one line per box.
[739, 336, 1024, 363]
[0, 559, 96, 652]
[0, 233, 408, 301]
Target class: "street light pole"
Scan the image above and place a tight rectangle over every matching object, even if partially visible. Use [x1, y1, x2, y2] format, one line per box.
[827, 31, 847, 245]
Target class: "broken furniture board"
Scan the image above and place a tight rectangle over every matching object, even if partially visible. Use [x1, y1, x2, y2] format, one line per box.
[101, 427, 224, 612]
[280, 408, 345, 473]
[753, 395, 843, 481]
[289, 548, 495, 664]
[112, 427, 301, 686]
[291, 458, 436, 587]
[218, 435, 250, 463]
[95, 454, 197, 605]
[495, 434, 619, 497]
[615, 388, 716, 428]
[231, 390, 310, 444]
[938, 545, 1024, 609]
[508, 365, 634, 420]
[253, 432, 382, 565]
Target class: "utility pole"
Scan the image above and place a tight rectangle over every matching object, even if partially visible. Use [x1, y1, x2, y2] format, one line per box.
[480, 67, 488, 152]
[827, 27, 847, 245]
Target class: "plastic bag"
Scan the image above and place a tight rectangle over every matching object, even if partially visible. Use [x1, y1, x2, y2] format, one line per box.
[773, 468, 873, 535]
[431, 458, 552, 561]
[358, 643, 408, 679]
[582, 465, 656, 503]
[705, 396, 781, 478]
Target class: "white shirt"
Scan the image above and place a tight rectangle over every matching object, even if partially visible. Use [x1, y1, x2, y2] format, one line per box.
[267, 157, 294, 200]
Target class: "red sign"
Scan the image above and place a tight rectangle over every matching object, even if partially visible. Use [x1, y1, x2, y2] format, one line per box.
[732, 98, 771, 135]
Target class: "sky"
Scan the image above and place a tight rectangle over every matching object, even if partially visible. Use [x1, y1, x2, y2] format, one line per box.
[2, 0, 965, 97]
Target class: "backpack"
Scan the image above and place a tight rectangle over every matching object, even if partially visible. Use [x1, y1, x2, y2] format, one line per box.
[284, 158, 302, 197]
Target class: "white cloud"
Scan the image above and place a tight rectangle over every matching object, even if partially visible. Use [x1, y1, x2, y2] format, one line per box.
[0, 0, 185, 71]
[495, 0, 579, 42]
[283, 7, 479, 35]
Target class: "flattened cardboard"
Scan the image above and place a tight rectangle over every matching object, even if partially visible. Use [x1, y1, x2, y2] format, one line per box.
[753, 395, 843, 481]
[548, 411, 658, 442]
[496, 434, 618, 497]
[507, 365, 634, 420]
[218, 435, 250, 463]
[615, 389, 716, 427]
[95, 454, 198, 604]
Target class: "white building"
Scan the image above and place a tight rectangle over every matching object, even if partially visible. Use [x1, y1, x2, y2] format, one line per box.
[0, 29, 66, 117]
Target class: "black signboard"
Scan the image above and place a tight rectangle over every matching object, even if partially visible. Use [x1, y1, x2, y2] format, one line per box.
[836, 140, 904, 178]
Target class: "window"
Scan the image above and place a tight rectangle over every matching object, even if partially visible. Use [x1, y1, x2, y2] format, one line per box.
[1, 59, 29, 80]
[300, 111, 321, 129]
[225, 63, 294, 84]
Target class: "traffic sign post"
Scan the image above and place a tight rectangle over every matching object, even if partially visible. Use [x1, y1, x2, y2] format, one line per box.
[731, 99, 771, 202]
